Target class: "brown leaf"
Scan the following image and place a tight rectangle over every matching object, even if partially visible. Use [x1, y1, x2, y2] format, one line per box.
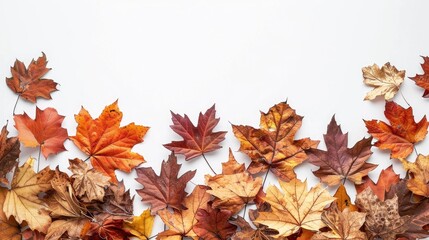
[355, 188, 410, 240]
[45, 218, 89, 240]
[0, 187, 20, 240]
[222, 148, 245, 174]
[103, 180, 134, 218]
[6, 53, 58, 103]
[81, 215, 131, 240]
[231, 209, 279, 240]
[410, 56, 429, 98]
[0, 124, 20, 185]
[399, 154, 429, 197]
[14, 107, 68, 158]
[136, 153, 196, 214]
[362, 62, 405, 101]
[232, 102, 319, 181]
[193, 204, 237, 240]
[307, 116, 377, 186]
[333, 184, 357, 211]
[364, 101, 428, 159]
[355, 165, 400, 201]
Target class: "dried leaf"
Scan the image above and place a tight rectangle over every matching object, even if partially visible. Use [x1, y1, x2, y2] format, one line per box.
[81, 215, 131, 240]
[45, 218, 88, 240]
[363, 62, 404, 101]
[193, 205, 237, 240]
[410, 56, 429, 98]
[222, 148, 245, 174]
[333, 184, 357, 211]
[232, 102, 319, 181]
[364, 101, 428, 159]
[231, 209, 279, 240]
[14, 107, 68, 158]
[0, 187, 20, 240]
[123, 209, 154, 240]
[5, 53, 58, 103]
[307, 116, 377, 186]
[399, 154, 429, 197]
[0, 124, 20, 185]
[70, 100, 149, 182]
[164, 104, 226, 160]
[103, 181, 134, 217]
[355, 165, 400, 201]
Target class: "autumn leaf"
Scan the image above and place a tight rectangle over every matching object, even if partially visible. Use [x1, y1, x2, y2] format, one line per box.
[81, 214, 131, 240]
[231, 207, 279, 240]
[3, 158, 54, 233]
[0, 187, 20, 240]
[307, 116, 377, 186]
[193, 204, 237, 240]
[70, 100, 149, 182]
[364, 101, 428, 159]
[399, 154, 429, 197]
[333, 184, 357, 211]
[222, 148, 245, 174]
[255, 178, 335, 237]
[355, 188, 410, 239]
[103, 180, 134, 217]
[69, 158, 110, 202]
[0, 124, 20, 185]
[311, 204, 366, 240]
[362, 62, 405, 101]
[410, 56, 429, 98]
[45, 219, 88, 240]
[355, 165, 400, 201]
[136, 153, 196, 214]
[158, 185, 211, 239]
[22, 230, 45, 240]
[14, 107, 68, 158]
[123, 209, 154, 240]
[164, 104, 226, 160]
[232, 102, 319, 181]
[5, 53, 58, 103]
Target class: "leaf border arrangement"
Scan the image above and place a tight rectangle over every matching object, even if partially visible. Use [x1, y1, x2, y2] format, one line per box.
[1, 53, 429, 240]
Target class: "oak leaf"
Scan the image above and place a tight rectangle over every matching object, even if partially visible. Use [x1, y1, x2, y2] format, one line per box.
[232, 102, 319, 181]
[164, 104, 226, 160]
[5, 53, 58, 103]
[69, 158, 110, 202]
[355, 188, 409, 240]
[3, 158, 54, 233]
[399, 154, 429, 197]
[157, 185, 210, 239]
[123, 209, 154, 240]
[0, 187, 20, 240]
[70, 100, 149, 182]
[311, 204, 366, 240]
[14, 107, 68, 158]
[333, 184, 357, 212]
[364, 101, 428, 159]
[362, 62, 405, 101]
[355, 165, 400, 201]
[0, 124, 20, 185]
[410, 56, 429, 98]
[254, 179, 335, 237]
[193, 205, 237, 240]
[103, 180, 134, 217]
[307, 116, 377, 186]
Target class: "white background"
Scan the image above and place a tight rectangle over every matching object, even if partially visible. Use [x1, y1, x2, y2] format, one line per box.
[1, 0, 429, 237]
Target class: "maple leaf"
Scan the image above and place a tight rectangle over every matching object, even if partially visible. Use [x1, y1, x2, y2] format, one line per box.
[123, 209, 154, 240]
[81, 214, 131, 240]
[0, 187, 20, 240]
[193, 204, 237, 240]
[362, 62, 405, 101]
[355, 165, 400, 201]
[3, 158, 54, 233]
[0, 124, 20, 185]
[14, 107, 68, 158]
[164, 104, 226, 160]
[103, 180, 134, 217]
[232, 102, 319, 181]
[364, 101, 428, 159]
[399, 154, 429, 197]
[312, 203, 366, 240]
[158, 185, 211, 239]
[5, 53, 58, 103]
[355, 188, 410, 239]
[333, 184, 357, 211]
[307, 116, 377, 186]
[69, 158, 110, 202]
[22, 230, 45, 240]
[136, 153, 196, 214]
[70, 100, 149, 182]
[45, 219, 88, 240]
[231, 207, 279, 240]
[254, 178, 335, 237]
[410, 56, 429, 98]
[222, 148, 245, 174]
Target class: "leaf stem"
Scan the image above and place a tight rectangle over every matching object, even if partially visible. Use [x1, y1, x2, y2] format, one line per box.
[241, 203, 248, 218]
[400, 90, 411, 108]
[83, 156, 91, 162]
[262, 166, 271, 189]
[12, 95, 20, 115]
[414, 146, 420, 156]
[37, 145, 41, 172]
[148, 234, 158, 240]
[202, 153, 217, 175]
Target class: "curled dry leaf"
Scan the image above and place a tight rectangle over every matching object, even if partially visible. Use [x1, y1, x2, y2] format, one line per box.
[123, 209, 154, 240]
[103, 180, 134, 217]
[364, 101, 428, 159]
[232, 102, 319, 181]
[255, 179, 335, 237]
[5, 53, 58, 103]
[14, 107, 68, 158]
[399, 154, 429, 197]
[0, 124, 20, 185]
[164, 104, 226, 160]
[307, 116, 377, 186]
[410, 56, 429, 98]
[136, 153, 196, 214]
[70, 100, 149, 182]
[355, 165, 400, 201]
[193, 204, 237, 240]
[362, 62, 405, 101]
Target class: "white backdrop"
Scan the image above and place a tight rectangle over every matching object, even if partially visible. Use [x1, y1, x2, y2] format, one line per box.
[1, 0, 429, 237]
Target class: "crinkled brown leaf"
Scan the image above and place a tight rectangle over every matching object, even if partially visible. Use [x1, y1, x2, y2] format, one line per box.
[355, 165, 400, 201]
[232, 102, 319, 181]
[193, 204, 237, 240]
[399, 154, 429, 197]
[102, 180, 134, 218]
[307, 116, 377, 186]
[0, 125, 20, 185]
[363, 62, 405, 101]
[410, 56, 429, 98]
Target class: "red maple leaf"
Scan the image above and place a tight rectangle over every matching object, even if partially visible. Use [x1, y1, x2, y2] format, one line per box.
[411, 56, 429, 98]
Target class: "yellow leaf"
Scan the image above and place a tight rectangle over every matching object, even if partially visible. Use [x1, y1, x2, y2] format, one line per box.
[363, 62, 405, 101]
[124, 209, 155, 240]
[399, 155, 429, 197]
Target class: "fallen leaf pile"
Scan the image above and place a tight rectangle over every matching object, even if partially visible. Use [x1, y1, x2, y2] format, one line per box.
[1, 53, 429, 240]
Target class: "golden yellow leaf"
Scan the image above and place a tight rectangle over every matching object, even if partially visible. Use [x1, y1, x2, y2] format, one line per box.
[399, 155, 429, 197]
[333, 185, 357, 212]
[363, 62, 405, 101]
[124, 209, 155, 240]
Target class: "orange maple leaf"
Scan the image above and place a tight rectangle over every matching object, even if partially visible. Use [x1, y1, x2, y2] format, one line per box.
[364, 101, 428, 159]
[410, 56, 429, 98]
[6, 53, 58, 103]
[355, 165, 400, 201]
[70, 101, 149, 182]
[14, 107, 68, 158]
